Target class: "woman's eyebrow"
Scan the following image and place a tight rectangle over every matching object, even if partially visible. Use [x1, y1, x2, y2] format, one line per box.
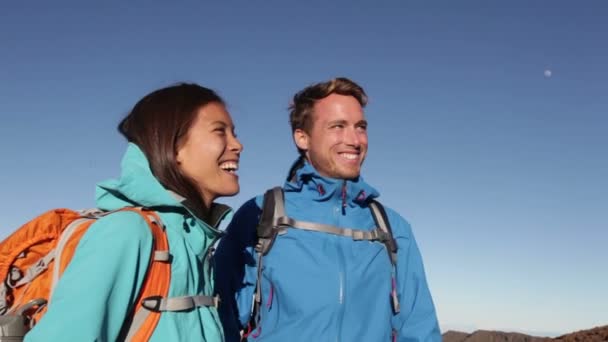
[210, 120, 228, 127]
[211, 121, 237, 131]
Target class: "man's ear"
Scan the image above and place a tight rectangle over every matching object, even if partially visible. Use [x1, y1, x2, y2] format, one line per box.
[293, 128, 309, 152]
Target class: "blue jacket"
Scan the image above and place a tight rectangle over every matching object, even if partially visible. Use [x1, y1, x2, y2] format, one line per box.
[26, 143, 229, 342]
[215, 161, 440, 342]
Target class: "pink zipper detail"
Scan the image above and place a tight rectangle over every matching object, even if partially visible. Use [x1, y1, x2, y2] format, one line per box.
[317, 184, 326, 195]
[341, 182, 347, 209]
[251, 326, 262, 338]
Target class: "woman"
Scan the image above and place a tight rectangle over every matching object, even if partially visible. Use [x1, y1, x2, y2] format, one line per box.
[25, 83, 243, 341]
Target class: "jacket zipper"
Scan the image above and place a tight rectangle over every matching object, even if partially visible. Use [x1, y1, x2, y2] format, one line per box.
[337, 181, 348, 341]
[337, 269, 344, 342]
[341, 181, 347, 215]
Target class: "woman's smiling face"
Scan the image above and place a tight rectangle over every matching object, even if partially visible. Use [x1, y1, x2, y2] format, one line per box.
[176, 102, 243, 207]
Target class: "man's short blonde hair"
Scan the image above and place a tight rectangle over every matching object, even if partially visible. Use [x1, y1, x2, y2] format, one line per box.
[289, 77, 368, 134]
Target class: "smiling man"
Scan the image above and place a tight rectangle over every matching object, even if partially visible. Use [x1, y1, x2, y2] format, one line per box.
[215, 77, 440, 342]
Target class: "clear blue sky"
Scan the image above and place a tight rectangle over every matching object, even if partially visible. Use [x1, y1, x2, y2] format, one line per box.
[1, 1, 606, 336]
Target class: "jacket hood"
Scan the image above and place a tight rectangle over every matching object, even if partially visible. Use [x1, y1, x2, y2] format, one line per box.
[283, 157, 380, 206]
[96, 143, 181, 210]
[95, 143, 230, 228]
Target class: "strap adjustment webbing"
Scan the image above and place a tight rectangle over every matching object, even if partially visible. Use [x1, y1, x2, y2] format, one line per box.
[276, 216, 391, 242]
[153, 251, 171, 262]
[141, 294, 220, 312]
[11, 250, 56, 289]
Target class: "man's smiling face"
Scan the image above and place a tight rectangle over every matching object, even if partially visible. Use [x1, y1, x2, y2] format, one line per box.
[294, 93, 368, 180]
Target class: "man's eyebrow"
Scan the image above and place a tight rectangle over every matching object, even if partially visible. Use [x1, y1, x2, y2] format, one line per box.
[327, 119, 348, 125]
[356, 120, 368, 126]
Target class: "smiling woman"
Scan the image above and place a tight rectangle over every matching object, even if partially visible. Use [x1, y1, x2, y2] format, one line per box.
[118, 84, 243, 220]
[20, 83, 243, 342]
[176, 102, 243, 211]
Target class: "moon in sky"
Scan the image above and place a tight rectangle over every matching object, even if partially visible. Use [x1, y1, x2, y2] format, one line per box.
[544, 69, 552, 78]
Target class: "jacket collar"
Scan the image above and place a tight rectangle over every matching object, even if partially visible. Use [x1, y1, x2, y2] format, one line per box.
[283, 158, 379, 207]
[95, 143, 231, 229]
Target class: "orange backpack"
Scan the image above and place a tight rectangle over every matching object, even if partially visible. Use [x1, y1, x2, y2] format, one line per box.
[0, 207, 171, 341]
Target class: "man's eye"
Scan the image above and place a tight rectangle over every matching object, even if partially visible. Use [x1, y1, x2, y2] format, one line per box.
[331, 124, 344, 129]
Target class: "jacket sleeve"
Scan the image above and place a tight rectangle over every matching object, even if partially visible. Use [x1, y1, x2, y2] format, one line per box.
[25, 211, 153, 342]
[388, 210, 442, 342]
[214, 198, 261, 342]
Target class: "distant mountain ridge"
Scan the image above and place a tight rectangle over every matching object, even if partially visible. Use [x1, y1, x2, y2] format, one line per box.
[442, 324, 608, 342]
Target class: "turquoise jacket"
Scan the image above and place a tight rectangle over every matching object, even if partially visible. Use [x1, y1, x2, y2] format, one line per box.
[216, 160, 441, 342]
[26, 143, 230, 342]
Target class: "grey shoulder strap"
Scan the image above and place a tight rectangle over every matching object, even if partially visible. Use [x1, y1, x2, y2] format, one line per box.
[368, 200, 398, 265]
[277, 216, 392, 241]
[259, 187, 284, 232]
[258, 189, 397, 249]
[255, 187, 284, 255]
[369, 200, 401, 314]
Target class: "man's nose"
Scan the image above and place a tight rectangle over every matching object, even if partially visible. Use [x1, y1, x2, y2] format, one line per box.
[343, 126, 361, 146]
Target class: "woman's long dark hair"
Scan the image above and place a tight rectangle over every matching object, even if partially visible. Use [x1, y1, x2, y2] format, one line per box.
[118, 83, 224, 218]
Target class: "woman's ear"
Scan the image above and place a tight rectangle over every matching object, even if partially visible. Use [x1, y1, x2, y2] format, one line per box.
[176, 148, 183, 165]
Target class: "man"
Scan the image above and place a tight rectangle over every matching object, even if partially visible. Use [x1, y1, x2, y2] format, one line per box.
[215, 77, 440, 341]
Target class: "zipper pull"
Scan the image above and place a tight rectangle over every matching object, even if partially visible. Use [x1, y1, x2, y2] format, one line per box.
[391, 275, 401, 314]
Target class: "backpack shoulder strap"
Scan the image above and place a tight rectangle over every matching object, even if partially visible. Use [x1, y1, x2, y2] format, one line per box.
[122, 207, 221, 340]
[368, 200, 398, 265]
[117, 208, 171, 342]
[255, 187, 284, 256]
[244, 187, 285, 339]
[250, 193, 401, 328]
[368, 200, 401, 314]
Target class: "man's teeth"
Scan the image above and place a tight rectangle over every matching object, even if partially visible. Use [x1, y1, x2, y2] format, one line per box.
[220, 162, 239, 172]
[339, 153, 358, 160]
